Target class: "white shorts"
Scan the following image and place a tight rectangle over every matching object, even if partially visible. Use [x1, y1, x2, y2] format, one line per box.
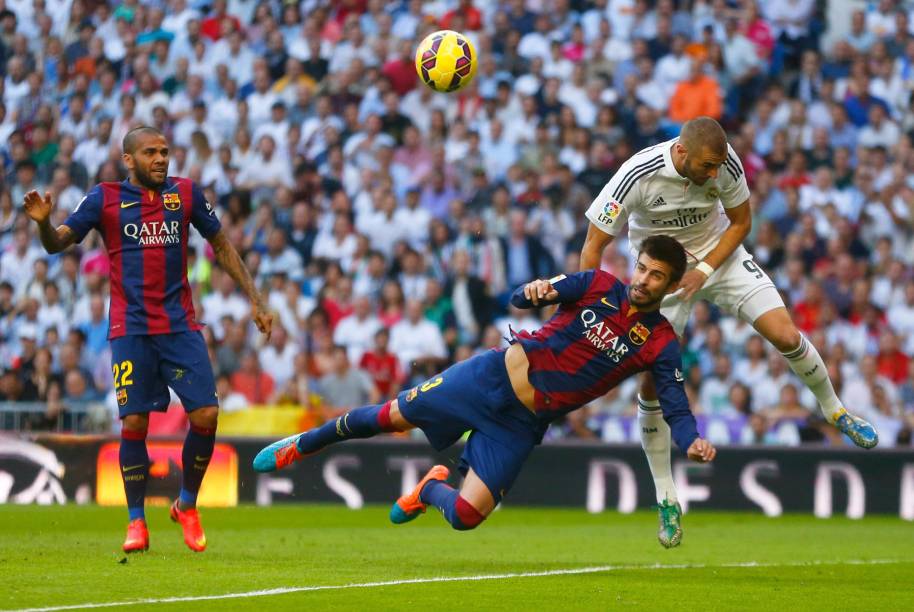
[657, 244, 785, 336]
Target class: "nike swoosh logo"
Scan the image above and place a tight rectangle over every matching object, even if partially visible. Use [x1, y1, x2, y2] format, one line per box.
[194, 455, 211, 462]
[601, 297, 618, 309]
[122, 464, 145, 472]
[120, 201, 140, 209]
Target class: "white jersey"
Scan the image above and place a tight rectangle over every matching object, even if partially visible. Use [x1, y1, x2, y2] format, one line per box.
[585, 138, 751, 262]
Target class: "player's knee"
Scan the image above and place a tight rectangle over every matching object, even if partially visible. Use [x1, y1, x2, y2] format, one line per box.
[122, 414, 149, 433]
[772, 328, 802, 353]
[190, 406, 219, 429]
[638, 372, 657, 400]
[453, 495, 486, 531]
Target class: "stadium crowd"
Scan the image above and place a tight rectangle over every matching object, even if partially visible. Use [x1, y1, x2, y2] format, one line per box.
[0, 0, 913, 447]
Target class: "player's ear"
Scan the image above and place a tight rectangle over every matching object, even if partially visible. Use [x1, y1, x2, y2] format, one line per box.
[665, 279, 681, 295]
[122, 152, 133, 170]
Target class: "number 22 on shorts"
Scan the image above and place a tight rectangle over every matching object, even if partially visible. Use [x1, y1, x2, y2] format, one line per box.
[112, 360, 134, 389]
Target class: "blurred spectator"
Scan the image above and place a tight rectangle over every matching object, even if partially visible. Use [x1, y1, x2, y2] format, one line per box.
[230, 349, 275, 405]
[318, 344, 378, 418]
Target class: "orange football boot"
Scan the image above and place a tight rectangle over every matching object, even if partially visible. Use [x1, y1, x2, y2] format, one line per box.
[170, 500, 207, 552]
[389, 464, 450, 524]
[122, 518, 149, 553]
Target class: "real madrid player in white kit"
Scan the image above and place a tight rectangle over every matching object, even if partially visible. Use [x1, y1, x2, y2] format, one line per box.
[580, 117, 877, 548]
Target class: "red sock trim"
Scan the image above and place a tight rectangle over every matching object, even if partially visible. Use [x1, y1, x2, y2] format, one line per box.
[454, 496, 485, 529]
[121, 427, 147, 441]
[189, 424, 217, 436]
[377, 400, 395, 432]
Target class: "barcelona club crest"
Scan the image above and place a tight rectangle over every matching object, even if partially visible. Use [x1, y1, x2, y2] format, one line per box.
[163, 193, 182, 210]
[405, 387, 419, 402]
[628, 322, 651, 346]
[117, 388, 128, 406]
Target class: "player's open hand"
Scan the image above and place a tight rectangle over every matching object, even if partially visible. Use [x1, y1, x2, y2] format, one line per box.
[674, 268, 709, 302]
[687, 438, 716, 463]
[23, 190, 53, 224]
[252, 301, 274, 341]
[523, 279, 559, 305]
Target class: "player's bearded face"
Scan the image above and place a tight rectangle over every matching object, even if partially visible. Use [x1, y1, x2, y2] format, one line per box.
[128, 138, 169, 188]
[683, 146, 726, 185]
[628, 257, 676, 308]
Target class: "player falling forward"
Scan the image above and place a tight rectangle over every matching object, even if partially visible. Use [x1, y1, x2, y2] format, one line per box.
[23, 127, 273, 553]
[255, 236, 715, 537]
[581, 117, 877, 547]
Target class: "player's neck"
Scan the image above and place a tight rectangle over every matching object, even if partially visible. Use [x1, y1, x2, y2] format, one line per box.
[128, 175, 164, 192]
[669, 143, 687, 178]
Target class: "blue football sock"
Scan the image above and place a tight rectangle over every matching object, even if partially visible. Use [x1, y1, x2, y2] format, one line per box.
[180, 424, 215, 509]
[297, 402, 393, 454]
[419, 479, 485, 530]
[120, 428, 149, 521]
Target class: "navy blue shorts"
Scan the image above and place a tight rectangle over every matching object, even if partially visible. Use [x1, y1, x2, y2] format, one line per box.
[397, 349, 539, 503]
[110, 331, 218, 418]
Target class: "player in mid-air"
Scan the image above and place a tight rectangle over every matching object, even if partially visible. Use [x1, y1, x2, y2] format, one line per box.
[254, 236, 716, 535]
[580, 116, 878, 548]
[23, 126, 273, 553]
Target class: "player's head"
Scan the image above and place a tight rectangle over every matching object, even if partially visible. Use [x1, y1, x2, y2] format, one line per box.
[122, 126, 168, 189]
[630, 235, 687, 309]
[674, 117, 728, 185]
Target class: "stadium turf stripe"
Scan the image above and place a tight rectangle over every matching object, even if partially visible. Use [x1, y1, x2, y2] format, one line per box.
[7, 558, 910, 612]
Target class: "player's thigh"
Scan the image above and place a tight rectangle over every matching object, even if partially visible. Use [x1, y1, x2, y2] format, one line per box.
[154, 331, 218, 413]
[702, 245, 781, 321]
[396, 358, 486, 449]
[110, 335, 171, 417]
[459, 430, 534, 511]
[659, 292, 696, 337]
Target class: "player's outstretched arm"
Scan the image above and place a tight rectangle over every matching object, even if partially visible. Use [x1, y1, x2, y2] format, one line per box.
[23, 190, 77, 254]
[208, 229, 274, 340]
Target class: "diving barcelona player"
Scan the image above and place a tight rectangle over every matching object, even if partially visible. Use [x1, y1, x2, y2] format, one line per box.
[23, 126, 273, 553]
[254, 236, 715, 539]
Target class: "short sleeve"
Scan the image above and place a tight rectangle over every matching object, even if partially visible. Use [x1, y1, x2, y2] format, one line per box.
[719, 148, 750, 209]
[584, 153, 662, 235]
[190, 181, 221, 239]
[62, 185, 104, 243]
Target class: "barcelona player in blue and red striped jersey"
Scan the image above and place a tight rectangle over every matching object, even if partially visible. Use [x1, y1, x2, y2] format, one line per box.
[23, 127, 272, 553]
[254, 235, 715, 537]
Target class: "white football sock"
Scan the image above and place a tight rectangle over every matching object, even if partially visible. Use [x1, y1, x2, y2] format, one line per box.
[638, 395, 677, 504]
[781, 334, 843, 422]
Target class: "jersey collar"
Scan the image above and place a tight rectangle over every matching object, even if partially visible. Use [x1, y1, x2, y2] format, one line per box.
[661, 138, 682, 178]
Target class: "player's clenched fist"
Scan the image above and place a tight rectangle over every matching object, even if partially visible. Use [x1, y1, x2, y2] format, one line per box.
[23, 190, 53, 223]
[686, 438, 716, 463]
[523, 279, 559, 305]
[252, 302, 274, 341]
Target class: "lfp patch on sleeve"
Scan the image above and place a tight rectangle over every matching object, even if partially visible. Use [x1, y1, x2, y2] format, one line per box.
[597, 200, 622, 225]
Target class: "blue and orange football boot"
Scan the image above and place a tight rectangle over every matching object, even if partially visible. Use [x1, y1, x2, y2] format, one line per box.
[389, 464, 450, 524]
[122, 518, 149, 553]
[833, 409, 879, 449]
[170, 500, 207, 552]
[252, 433, 310, 473]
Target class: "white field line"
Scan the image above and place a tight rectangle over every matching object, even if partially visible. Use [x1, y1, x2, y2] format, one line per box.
[6, 558, 909, 612]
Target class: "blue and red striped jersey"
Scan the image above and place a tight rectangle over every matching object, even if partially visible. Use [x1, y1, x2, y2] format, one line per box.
[510, 270, 698, 451]
[63, 177, 221, 339]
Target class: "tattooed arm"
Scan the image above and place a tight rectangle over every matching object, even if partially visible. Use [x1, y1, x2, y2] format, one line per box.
[208, 229, 274, 340]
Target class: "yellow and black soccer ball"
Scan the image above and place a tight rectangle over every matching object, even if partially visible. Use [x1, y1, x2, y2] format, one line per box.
[415, 30, 477, 93]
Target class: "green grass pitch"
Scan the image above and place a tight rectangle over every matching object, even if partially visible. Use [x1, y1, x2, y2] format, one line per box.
[1, 505, 912, 611]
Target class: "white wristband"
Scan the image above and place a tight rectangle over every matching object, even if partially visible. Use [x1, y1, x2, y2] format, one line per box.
[695, 261, 715, 277]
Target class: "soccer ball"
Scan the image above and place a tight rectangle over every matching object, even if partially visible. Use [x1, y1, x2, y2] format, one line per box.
[415, 30, 477, 93]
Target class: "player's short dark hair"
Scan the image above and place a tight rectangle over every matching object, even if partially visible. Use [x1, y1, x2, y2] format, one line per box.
[679, 117, 727, 157]
[639, 235, 687, 284]
[122, 126, 165, 155]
